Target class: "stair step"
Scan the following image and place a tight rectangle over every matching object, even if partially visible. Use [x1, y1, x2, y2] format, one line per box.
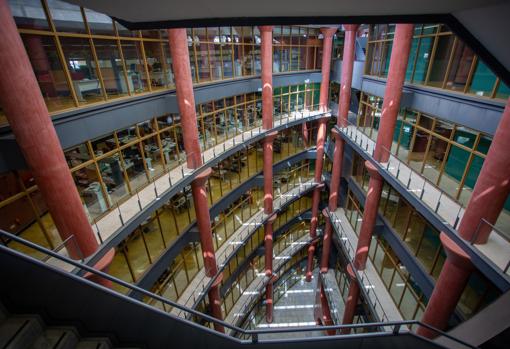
[0, 316, 43, 349]
[31, 327, 79, 349]
[76, 338, 112, 349]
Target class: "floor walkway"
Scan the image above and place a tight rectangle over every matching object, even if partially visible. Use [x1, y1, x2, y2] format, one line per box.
[46, 110, 328, 271]
[171, 179, 317, 316]
[340, 125, 510, 276]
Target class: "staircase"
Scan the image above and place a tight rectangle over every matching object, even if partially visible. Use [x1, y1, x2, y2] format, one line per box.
[0, 302, 136, 349]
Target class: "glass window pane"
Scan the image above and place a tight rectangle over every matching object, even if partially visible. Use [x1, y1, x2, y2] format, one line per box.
[47, 0, 86, 33]
[496, 81, 510, 100]
[445, 41, 474, 93]
[121, 40, 149, 93]
[72, 164, 109, 220]
[98, 153, 129, 204]
[9, 0, 50, 30]
[94, 39, 130, 99]
[84, 8, 114, 35]
[469, 60, 497, 97]
[21, 34, 75, 112]
[60, 37, 105, 105]
[144, 42, 172, 90]
[426, 35, 455, 88]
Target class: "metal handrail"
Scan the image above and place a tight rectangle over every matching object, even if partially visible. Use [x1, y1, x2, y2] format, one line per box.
[336, 120, 465, 228]
[0, 229, 478, 347]
[337, 120, 510, 275]
[91, 107, 331, 245]
[178, 180, 319, 313]
[472, 219, 510, 273]
[328, 209, 390, 323]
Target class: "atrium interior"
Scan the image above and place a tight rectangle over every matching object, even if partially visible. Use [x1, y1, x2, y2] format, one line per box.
[0, 0, 509, 348]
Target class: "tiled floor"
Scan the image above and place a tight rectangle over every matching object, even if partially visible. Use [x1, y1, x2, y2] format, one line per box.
[341, 125, 510, 275]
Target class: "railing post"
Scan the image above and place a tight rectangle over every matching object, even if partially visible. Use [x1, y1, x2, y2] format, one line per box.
[393, 324, 401, 335]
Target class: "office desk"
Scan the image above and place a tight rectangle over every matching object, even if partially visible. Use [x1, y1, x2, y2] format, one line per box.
[73, 79, 101, 101]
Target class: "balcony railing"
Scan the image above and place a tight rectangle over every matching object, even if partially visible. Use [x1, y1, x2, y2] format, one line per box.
[0, 228, 478, 347]
[337, 121, 510, 276]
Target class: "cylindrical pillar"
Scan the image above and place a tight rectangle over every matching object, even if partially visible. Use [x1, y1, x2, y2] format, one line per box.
[341, 265, 360, 333]
[191, 169, 218, 276]
[457, 97, 510, 243]
[264, 214, 277, 323]
[167, 28, 202, 168]
[167, 28, 224, 330]
[318, 27, 338, 111]
[373, 24, 414, 162]
[259, 25, 276, 322]
[259, 26, 273, 130]
[337, 25, 359, 126]
[321, 26, 359, 273]
[418, 97, 510, 337]
[417, 233, 473, 338]
[320, 209, 333, 272]
[305, 27, 337, 281]
[0, 0, 99, 261]
[319, 282, 335, 335]
[354, 161, 383, 270]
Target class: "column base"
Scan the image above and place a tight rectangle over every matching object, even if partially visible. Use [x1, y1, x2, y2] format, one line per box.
[417, 233, 473, 338]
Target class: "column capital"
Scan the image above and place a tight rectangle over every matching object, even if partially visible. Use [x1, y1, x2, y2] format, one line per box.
[364, 160, 382, 180]
[343, 24, 359, 32]
[193, 167, 212, 186]
[320, 27, 338, 38]
[440, 233, 474, 270]
[258, 26, 274, 32]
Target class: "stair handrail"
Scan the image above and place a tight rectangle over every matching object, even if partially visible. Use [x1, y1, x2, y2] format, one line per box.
[0, 229, 479, 348]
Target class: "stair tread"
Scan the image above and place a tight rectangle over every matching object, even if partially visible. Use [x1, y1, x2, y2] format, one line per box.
[0, 316, 43, 349]
[76, 338, 111, 349]
[31, 328, 79, 349]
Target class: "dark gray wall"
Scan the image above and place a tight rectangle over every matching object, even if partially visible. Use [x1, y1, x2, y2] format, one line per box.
[0, 71, 321, 171]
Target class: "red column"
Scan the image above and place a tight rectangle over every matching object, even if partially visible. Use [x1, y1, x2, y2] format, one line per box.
[319, 282, 335, 335]
[342, 24, 413, 326]
[260, 26, 273, 130]
[264, 214, 277, 323]
[318, 27, 337, 111]
[456, 97, 510, 243]
[305, 27, 337, 282]
[321, 25, 359, 271]
[0, 1, 105, 262]
[167, 29, 202, 169]
[341, 265, 360, 334]
[354, 161, 384, 270]
[320, 209, 333, 272]
[168, 28, 224, 332]
[259, 25, 277, 322]
[417, 234, 473, 338]
[418, 98, 510, 337]
[373, 24, 414, 162]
